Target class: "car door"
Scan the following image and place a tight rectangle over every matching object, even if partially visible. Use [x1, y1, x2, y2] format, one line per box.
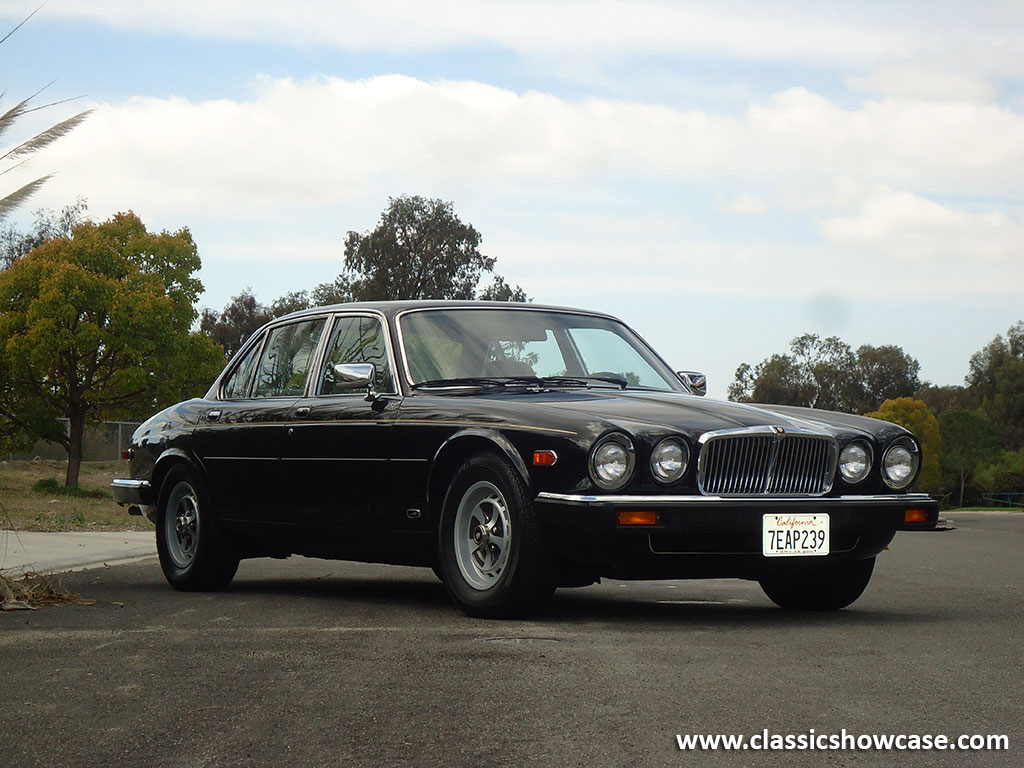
[281, 312, 402, 529]
[192, 316, 328, 525]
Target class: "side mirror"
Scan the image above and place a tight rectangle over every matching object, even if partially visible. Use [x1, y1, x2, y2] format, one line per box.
[677, 370, 707, 397]
[333, 363, 378, 401]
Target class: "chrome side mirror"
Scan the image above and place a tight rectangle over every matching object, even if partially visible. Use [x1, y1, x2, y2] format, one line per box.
[677, 370, 707, 397]
[333, 363, 378, 401]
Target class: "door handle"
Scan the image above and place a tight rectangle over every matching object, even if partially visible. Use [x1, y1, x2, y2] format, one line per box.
[295, 406, 311, 418]
[207, 409, 221, 422]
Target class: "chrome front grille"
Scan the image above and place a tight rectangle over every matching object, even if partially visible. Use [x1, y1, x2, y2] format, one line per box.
[697, 428, 837, 496]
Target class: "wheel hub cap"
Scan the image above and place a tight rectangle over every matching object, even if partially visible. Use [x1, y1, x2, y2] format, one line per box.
[453, 481, 512, 591]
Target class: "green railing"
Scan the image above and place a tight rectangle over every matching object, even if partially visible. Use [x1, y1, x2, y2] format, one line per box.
[981, 493, 1024, 507]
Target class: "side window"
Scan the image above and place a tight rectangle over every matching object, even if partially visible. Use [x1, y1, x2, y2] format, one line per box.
[221, 337, 262, 399]
[318, 316, 394, 395]
[253, 318, 326, 398]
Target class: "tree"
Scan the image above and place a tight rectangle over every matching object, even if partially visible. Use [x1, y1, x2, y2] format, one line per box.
[966, 321, 1024, 450]
[478, 275, 530, 302]
[939, 408, 999, 508]
[0, 211, 223, 487]
[914, 383, 977, 417]
[1, 10, 91, 220]
[1, 198, 87, 270]
[199, 288, 273, 359]
[856, 345, 921, 414]
[865, 398, 941, 492]
[334, 195, 526, 302]
[269, 290, 312, 317]
[729, 333, 921, 413]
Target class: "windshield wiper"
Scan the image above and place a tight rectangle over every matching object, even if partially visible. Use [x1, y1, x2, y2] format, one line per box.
[412, 377, 514, 390]
[540, 374, 628, 390]
[413, 373, 630, 391]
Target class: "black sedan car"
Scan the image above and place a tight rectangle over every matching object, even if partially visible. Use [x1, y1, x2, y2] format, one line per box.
[113, 301, 938, 617]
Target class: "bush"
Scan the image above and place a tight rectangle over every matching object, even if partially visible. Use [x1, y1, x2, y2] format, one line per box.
[30, 477, 108, 499]
[31, 477, 61, 493]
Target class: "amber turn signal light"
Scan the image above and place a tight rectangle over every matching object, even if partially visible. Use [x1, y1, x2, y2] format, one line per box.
[617, 510, 660, 526]
[905, 508, 929, 524]
[533, 450, 558, 466]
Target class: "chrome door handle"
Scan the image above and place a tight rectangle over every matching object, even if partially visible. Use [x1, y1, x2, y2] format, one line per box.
[295, 406, 310, 418]
[207, 409, 221, 422]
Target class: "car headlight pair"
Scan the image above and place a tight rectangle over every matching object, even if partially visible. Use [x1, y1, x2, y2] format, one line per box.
[838, 437, 920, 490]
[590, 434, 689, 490]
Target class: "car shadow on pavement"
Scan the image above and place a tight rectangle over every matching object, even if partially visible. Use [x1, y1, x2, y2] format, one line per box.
[207, 566, 948, 629]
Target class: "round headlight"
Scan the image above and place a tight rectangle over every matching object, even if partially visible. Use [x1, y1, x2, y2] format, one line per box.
[651, 438, 689, 484]
[590, 434, 635, 490]
[838, 441, 871, 484]
[881, 437, 920, 490]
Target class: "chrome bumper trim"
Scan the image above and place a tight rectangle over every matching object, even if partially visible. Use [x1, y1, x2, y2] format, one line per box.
[535, 492, 935, 507]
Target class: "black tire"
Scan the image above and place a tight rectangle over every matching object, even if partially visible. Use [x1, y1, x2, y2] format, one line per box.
[156, 464, 240, 591]
[438, 453, 558, 618]
[759, 557, 875, 611]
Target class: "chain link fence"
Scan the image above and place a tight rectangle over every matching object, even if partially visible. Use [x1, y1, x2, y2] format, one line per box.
[7, 419, 142, 462]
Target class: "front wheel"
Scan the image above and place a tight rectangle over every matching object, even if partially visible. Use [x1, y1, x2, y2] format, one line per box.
[156, 464, 239, 591]
[439, 454, 558, 618]
[759, 557, 875, 611]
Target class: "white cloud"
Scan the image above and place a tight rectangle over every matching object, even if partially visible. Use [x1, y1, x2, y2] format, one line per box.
[13, 1, 907, 65]
[846, 66, 997, 102]
[2, 0, 1020, 86]
[820, 188, 1024, 262]
[720, 194, 767, 215]
[16, 76, 1023, 221]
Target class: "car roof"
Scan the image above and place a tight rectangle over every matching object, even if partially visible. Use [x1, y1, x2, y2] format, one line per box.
[272, 299, 620, 324]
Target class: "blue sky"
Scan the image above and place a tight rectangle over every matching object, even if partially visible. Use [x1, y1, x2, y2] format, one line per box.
[2, 1, 1022, 398]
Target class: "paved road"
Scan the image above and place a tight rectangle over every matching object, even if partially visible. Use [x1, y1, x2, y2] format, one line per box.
[1, 513, 1020, 768]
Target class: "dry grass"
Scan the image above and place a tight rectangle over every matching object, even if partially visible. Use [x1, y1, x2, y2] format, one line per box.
[0, 570, 80, 611]
[0, 460, 150, 532]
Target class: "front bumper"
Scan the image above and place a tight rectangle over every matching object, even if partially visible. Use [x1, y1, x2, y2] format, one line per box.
[534, 491, 939, 579]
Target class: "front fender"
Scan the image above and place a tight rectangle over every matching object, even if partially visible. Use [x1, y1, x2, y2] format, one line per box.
[427, 428, 532, 512]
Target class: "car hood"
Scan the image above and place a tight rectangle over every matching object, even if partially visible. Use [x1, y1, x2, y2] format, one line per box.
[516, 389, 884, 441]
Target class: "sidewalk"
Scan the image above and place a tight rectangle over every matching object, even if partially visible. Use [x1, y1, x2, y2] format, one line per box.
[0, 530, 156, 577]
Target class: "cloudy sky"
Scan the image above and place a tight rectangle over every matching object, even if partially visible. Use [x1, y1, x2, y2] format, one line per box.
[2, 1, 1022, 397]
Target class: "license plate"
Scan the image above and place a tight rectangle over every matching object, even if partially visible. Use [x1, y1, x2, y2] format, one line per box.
[762, 514, 829, 557]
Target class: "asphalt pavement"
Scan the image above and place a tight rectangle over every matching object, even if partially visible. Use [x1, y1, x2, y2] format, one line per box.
[0, 512, 1021, 768]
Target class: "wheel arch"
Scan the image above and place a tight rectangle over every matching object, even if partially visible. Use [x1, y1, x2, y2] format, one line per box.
[152, 448, 208, 508]
[427, 429, 531, 521]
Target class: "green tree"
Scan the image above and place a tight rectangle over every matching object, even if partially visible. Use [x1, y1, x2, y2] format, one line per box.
[865, 397, 941, 492]
[478, 275, 530, 302]
[333, 195, 526, 302]
[913, 383, 977, 417]
[200, 288, 273, 359]
[975, 448, 1024, 497]
[733, 333, 925, 411]
[0, 211, 223, 487]
[1, 10, 91, 220]
[966, 321, 1024, 450]
[729, 334, 921, 413]
[940, 408, 999, 507]
[1, 199, 87, 270]
[856, 345, 921, 413]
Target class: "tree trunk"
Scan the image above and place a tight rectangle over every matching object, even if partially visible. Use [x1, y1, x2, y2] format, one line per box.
[65, 408, 86, 489]
[959, 464, 966, 508]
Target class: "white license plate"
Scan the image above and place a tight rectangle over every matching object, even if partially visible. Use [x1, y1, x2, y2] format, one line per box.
[762, 514, 829, 557]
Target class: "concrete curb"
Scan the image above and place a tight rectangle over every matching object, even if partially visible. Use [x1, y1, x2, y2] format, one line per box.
[0, 530, 156, 577]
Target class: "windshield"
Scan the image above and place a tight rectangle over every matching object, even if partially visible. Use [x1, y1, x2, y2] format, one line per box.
[399, 308, 684, 392]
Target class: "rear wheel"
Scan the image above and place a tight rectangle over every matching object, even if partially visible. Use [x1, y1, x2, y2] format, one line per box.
[759, 558, 875, 611]
[439, 453, 558, 618]
[156, 464, 239, 591]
